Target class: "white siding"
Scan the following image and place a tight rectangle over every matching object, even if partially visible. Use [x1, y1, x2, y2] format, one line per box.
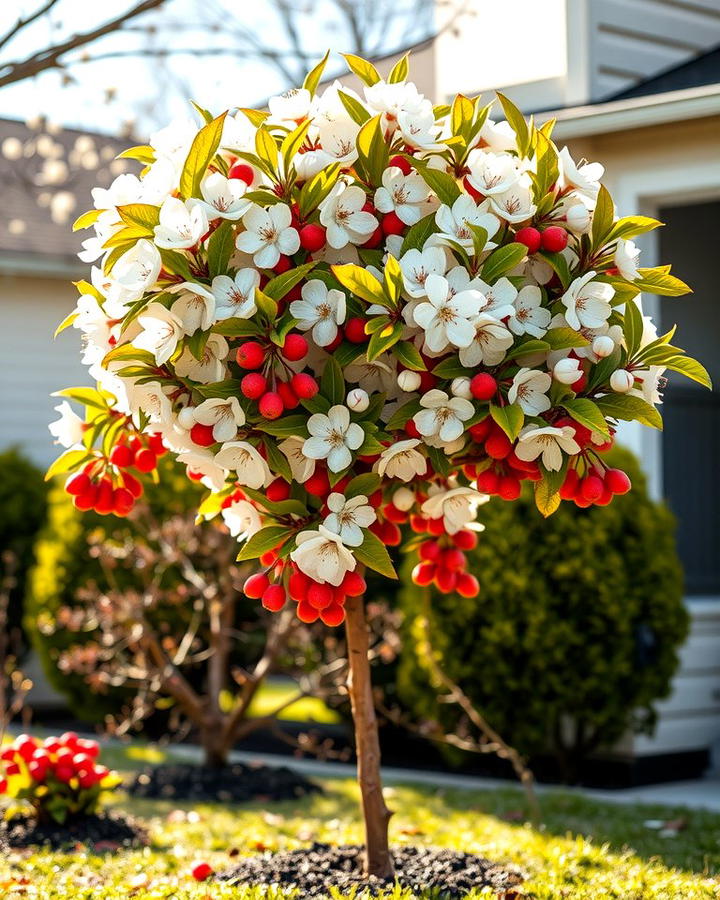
[588, 0, 720, 100]
[0, 274, 87, 466]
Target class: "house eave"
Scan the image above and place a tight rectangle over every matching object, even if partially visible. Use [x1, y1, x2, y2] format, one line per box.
[0, 253, 83, 279]
[544, 83, 720, 140]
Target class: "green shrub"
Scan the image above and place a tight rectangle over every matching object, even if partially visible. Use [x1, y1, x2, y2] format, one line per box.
[397, 447, 688, 778]
[0, 448, 48, 649]
[24, 457, 204, 722]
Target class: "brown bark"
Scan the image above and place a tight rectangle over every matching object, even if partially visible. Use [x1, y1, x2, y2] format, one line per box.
[343, 593, 394, 879]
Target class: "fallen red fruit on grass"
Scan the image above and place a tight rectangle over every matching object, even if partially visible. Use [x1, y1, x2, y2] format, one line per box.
[191, 862, 214, 881]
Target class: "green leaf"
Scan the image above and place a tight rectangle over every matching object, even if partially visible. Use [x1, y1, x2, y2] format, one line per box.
[538, 250, 572, 289]
[489, 403, 524, 441]
[212, 318, 262, 337]
[117, 203, 160, 232]
[496, 92, 529, 155]
[385, 398, 421, 431]
[504, 339, 550, 362]
[481, 243, 527, 284]
[607, 215, 663, 243]
[432, 357, 472, 379]
[255, 288, 278, 321]
[560, 398, 610, 437]
[388, 53, 409, 83]
[664, 355, 712, 389]
[179, 111, 227, 200]
[331, 263, 386, 306]
[595, 394, 663, 430]
[353, 531, 397, 579]
[635, 267, 692, 297]
[383, 254, 403, 306]
[191, 100, 214, 124]
[281, 119, 312, 173]
[355, 115, 390, 186]
[345, 472, 381, 499]
[544, 326, 589, 350]
[337, 90, 371, 126]
[415, 164, 461, 206]
[623, 297, 644, 360]
[591, 184, 615, 250]
[534, 476, 561, 518]
[321, 357, 345, 405]
[303, 50, 330, 96]
[263, 439, 293, 483]
[399, 212, 438, 255]
[185, 328, 210, 361]
[159, 249, 194, 282]
[394, 340, 426, 371]
[207, 221, 235, 277]
[116, 144, 155, 164]
[54, 310, 78, 338]
[236, 525, 292, 561]
[343, 53, 381, 86]
[72, 208, 102, 231]
[366, 321, 404, 362]
[194, 379, 243, 399]
[254, 124, 279, 171]
[264, 262, 317, 301]
[298, 163, 342, 219]
[53, 386, 108, 411]
[256, 414, 308, 437]
[45, 448, 91, 482]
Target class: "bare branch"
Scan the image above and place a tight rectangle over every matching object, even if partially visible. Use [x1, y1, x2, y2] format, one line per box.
[0, 0, 168, 90]
[0, 0, 62, 55]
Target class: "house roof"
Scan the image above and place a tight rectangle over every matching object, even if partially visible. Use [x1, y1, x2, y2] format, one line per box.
[0, 117, 131, 275]
[604, 44, 720, 102]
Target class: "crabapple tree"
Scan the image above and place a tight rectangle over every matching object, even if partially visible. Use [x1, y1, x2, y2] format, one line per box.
[49, 52, 709, 878]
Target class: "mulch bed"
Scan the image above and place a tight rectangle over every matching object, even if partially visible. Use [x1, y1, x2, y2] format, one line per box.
[126, 761, 321, 803]
[0, 809, 147, 851]
[219, 843, 524, 897]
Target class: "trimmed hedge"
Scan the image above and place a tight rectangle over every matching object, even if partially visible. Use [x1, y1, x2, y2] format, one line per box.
[0, 448, 48, 651]
[397, 447, 688, 778]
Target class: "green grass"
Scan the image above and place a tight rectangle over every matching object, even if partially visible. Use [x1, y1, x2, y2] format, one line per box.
[1, 745, 719, 898]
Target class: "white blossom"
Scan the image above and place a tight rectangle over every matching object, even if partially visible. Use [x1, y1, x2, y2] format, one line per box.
[290, 280, 346, 347]
[433, 195, 499, 251]
[193, 171, 251, 220]
[459, 315, 514, 367]
[319, 181, 377, 249]
[154, 196, 208, 249]
[421, 486, 488, 535]
[561, 272, 614, 331]
[211, 269, 260, 321]
[374, 166, 428, 226]
[615, 239, 641, 281]
[48, 401, 84, 448]
[215, 441, 272, 489]
[291, 525, 357, 586]
[323, 493, 376, 546]
[193, 396, 245, 442]
[465, 150, 520, 196]
[279, 436, 315, 483]
[515, 424, 580, 471]
[134, 302, 184, 365]
[170, 282, 216, 334]
[222, 498, 262, 542]
[174, 334, 228, 383]
[375, 439, 427, 481]
[508, 368, 552, 415]
[303, 405, 365, 473]
[413, 389, 474, 443]
[508, 286, 551, 338]
[412, 273, 484, 352]
[236, 204, 300, 268]
[399, 246, 446, 297]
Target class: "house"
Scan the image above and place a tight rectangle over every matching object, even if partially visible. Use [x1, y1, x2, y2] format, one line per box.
[1, 0, 718, 779]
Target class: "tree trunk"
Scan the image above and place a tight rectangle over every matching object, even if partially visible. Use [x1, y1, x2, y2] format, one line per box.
[200, 720, 228, 769]
[343, 592, 394, 879]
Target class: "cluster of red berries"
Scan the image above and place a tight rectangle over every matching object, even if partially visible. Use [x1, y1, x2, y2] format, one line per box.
[64, 432, 166, 516]
[560, 465, 631, 507]
[233, 334, 319, 422]
[410, 529, 480, 597]
[243, 564, 367, 627]
[514, 224, 569, 254]
[0, 733, 111, 794]
[465, 416, 541, 501]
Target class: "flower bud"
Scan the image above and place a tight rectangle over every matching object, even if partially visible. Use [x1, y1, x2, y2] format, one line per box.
[397, 370, 422, 392]
[565, 201, 591, 233]
[592, 335, 615, 358]
[346, 388, 369, 412]
[177, 407, 196, 429]
[610, 369, 634, 393]
[392, 487, 415, 511]
[553, 357, 582, 385]
[450, 376, 472, 399]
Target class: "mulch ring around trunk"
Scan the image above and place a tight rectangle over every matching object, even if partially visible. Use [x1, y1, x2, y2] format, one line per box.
[126, 761, 321, 803]
[219, 843, 524, 897]
[0, 809, 148, 852]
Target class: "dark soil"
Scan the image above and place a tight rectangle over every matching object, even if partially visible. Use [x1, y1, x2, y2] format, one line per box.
[0, 809, 147, 851]
[220, 843, 524, 897]
[127, 761, 321, 803]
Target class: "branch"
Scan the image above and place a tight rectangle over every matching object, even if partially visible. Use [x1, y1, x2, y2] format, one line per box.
[0, 0, 61, 55]
[416, 607, 540, 824]
[0, 0, 168, 90]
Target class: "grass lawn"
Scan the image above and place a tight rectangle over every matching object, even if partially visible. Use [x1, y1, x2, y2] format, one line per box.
[1, 744, 719, 898]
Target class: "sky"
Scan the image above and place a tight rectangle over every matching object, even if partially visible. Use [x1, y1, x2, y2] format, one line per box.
[0, 0, 435, 137]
